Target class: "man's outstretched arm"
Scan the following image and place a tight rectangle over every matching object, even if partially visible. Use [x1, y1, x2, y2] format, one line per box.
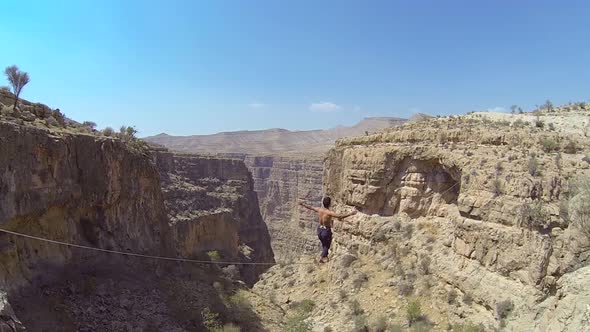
[332, 210, 357, 220]
[299, 201, 319, 212]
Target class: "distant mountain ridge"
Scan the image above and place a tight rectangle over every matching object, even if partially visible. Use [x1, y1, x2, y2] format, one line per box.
[144, 117, 406, 155]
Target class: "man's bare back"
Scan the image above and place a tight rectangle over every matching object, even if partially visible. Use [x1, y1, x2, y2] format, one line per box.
[299, 197, 357, 263]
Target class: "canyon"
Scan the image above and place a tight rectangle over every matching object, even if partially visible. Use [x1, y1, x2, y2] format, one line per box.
[1, 89, 590, 332]
[146, 117, 407, 260]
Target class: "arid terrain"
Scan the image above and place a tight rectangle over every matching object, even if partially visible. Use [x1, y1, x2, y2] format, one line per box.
[1, 89, 590, 332]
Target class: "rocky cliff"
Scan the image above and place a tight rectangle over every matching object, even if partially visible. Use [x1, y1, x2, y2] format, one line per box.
[254, 111, 590, 331]
[0, 107, 274, 331]
[155, 150, 274, 284]
[243, 155, 324, 260]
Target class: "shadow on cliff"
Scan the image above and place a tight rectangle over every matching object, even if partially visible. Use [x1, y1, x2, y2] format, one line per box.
[8, 256, 269, 332]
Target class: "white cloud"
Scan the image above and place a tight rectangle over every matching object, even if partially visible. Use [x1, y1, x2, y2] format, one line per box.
[309, 102, 341, 112]
[486, 106, 507, 113]
[249, 103, 266, 109]
[248, 102, 266, 109]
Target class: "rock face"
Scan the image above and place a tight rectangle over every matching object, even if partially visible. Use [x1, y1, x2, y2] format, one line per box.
[0, 118, 274, 330]
[155, 150, 274, 283]
[243, 155, 325, 259]
[254, 114, 590, 331]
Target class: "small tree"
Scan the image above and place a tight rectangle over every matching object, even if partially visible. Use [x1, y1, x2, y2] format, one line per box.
[510, 105, 518, 114]
[542, 100, 554, 112]
[4, 65, 30, 109]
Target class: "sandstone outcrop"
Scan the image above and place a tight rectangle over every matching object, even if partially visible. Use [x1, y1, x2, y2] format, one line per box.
[254, 113, 590, 331]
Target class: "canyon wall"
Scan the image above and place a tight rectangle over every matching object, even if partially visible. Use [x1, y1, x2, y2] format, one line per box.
[155, 150, 274, 283]
[322, 118, 590, 330]
[243, 155, 324, 259]
[254, 115, 590, 331]
[0, 117, 274, 331]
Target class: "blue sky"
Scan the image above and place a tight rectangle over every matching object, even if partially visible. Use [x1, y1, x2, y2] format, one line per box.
[1, 1, 589, 136]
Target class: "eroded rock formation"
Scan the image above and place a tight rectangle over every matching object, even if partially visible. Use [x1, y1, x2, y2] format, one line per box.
[0, 116, 274, 330]
[254, 114, 590, 331]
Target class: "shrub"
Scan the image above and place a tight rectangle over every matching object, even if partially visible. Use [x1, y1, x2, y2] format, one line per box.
[451, 322, 486, 332]
[584, 156, 590, 164]
[398, 281, 414, 296]
[228, 290, 250, 309]
[296, 299, 315, 315]
[388, 324, 404, 332]
[102, 127, 114, 137]
[207, 250, 221, 262]
[548, 123, 555, 131]
[570, 177, 590, 236]
[528, 156, 539, 176]
[403, 224, 414, 239]
[492, 178, 504, 197]
[419, 256, 431, 275]
[447, 289, 458, 304]
[513, 119, 527, 128]
[46, 116, 59, 126]
[217, 323, 240, 332]
[518, 201, 551, 231]
[496, 299, 514, 319]
[462, 293, 473, 305]
[371, 315, 388, 332]
[352, 272, 369, 289]
[563, 140, 578, 154]
[201, 307, 222, 331]
[349, 299, 364, 316]
[406, 299, 422, 325]
[52, 109, 66, 126]
[284, 313, 312, 332]
[540, 137, 558, 152]
[82, 121, 97, 130]
[353, 315, 369, 332]
[0, 86, 10, 93]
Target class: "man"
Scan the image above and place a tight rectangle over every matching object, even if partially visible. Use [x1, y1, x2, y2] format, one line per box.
[299, 197, 357, 263]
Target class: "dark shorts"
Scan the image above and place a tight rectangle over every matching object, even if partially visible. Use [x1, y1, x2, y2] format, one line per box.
[317, 226, 332, 258]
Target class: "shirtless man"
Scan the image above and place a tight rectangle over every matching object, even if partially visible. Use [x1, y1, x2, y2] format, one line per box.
[299, 197, 357, 263]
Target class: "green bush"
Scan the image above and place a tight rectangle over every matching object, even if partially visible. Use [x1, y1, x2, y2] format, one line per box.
[353, 315, 369, 332]
[540, 137, 559, 152]
[406, 299, 422, 325]
[563, 140, 578, 154]
[451, 322, 486, 332]
[102, 127, 114, 137]
[207, 250, 221, 262]
[284, 313, 312, 332]
[570, 177, 590, 236]
[518, 201, 551, 231]
[528, 156, 540, 176]
[349, 299, 364, 316]
[371, 315, 388, 332]
[201, 307, 222, 331]
[82, 121, 97, 130]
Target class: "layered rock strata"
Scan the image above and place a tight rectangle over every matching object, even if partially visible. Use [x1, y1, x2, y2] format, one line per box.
[0, 118, 274, 330]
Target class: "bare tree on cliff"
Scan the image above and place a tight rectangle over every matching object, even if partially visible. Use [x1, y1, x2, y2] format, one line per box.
[4, 65, 30, 109]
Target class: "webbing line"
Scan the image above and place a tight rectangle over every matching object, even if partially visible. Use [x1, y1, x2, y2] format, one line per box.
[0, 228, 314, 266]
